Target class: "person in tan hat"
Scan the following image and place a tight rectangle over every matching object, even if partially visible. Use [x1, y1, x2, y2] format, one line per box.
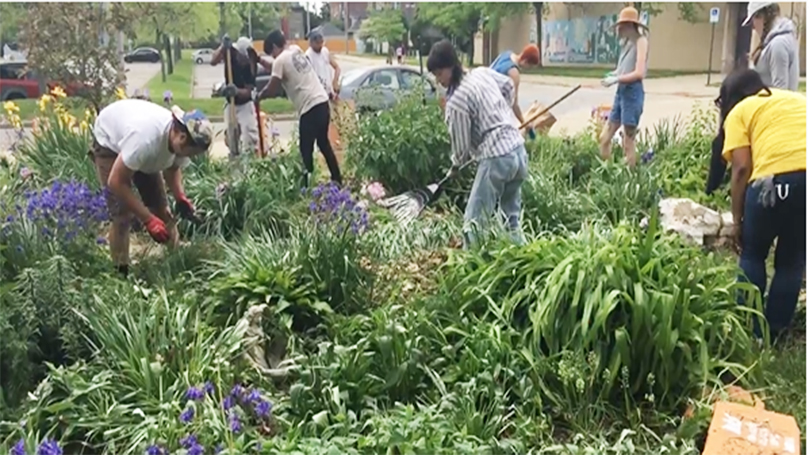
[599, 6, 649, 168]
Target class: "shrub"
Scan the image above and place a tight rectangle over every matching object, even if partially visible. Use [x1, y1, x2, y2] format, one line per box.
[14, 94, 97, 189]
[436, 215, 763, 421]
[179, 152, 307, 240]
[345, 92, 450, 195]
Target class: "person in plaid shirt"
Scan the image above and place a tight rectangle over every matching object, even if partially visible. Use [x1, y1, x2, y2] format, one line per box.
[427, 40, 528, 249]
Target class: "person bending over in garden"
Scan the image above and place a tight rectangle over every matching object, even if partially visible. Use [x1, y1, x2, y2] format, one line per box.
[489, 44, 540, 139]
[211, 35, 260, 158]
[258, 29, 342, 188]
[428, 40, 528, 249]
[91, 99, 213, 277]
[718, 68, 806, 340]
[599, 6, 649, 168]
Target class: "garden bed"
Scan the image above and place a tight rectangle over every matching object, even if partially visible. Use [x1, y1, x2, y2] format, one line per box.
[0, 89, 804, 455]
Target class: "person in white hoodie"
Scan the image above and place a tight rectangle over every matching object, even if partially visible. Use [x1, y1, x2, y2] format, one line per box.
[744, 2, 800, 91]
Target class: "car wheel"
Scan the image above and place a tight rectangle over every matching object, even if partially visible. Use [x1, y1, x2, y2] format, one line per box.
[124, 57, 131, 63]
[196, 58, 203, 64]
[3, 92, 25, 101]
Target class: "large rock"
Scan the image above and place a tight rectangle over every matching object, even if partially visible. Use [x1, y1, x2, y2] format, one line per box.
[654, 198, 733, 246]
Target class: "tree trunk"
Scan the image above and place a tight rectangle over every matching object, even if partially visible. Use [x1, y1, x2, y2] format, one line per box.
[164, 34, 174, 75]
[533, 2, 543, 67]
[158, 31, 167, 83]
[219, 2, 227, 38]
[174, 37, 182, 62]
[467, 34, 474, 67]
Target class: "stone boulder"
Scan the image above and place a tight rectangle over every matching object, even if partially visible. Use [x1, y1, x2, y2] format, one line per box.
[644, 198, 734, 246]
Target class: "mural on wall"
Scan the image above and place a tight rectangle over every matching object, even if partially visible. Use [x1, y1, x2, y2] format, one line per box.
[542, 13, 621, 65]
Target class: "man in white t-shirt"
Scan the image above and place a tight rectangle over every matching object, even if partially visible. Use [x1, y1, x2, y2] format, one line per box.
[305, 30, 341, 99]
[259, 30, 342, 187]
[91, 99, 213, 276]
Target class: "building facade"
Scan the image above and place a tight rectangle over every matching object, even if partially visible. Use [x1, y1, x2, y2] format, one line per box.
[478, 2, 805, 75]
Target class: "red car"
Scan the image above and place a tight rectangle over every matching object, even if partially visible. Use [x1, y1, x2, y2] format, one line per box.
[0, 60, 44, 101]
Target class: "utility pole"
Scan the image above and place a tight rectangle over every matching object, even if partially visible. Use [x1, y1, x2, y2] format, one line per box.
[305, 2, 311, 36]
[248, 3, 253, 39]
[344, 1, 349, 54]
[218, 2, 226, 38]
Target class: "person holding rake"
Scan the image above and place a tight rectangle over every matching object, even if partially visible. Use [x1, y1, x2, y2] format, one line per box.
[427, 40, 528, 249]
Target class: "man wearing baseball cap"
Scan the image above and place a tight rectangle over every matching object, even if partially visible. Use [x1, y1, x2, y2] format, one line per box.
[91, 98, 213, 277]
[742, 2, 799, 91]
[305, 29, 341, 99]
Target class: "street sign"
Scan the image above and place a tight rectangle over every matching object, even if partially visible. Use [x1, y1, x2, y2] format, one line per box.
[709, 7, 720, 23]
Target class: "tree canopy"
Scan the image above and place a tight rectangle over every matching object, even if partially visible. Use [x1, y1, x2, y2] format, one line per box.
[358, 7, 407, 47]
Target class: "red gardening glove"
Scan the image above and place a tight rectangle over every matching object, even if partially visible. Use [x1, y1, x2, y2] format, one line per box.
[144, 216, 170, 244]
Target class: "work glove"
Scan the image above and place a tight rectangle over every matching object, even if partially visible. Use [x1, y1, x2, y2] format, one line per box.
[601, 76, 619, 87]
[221, 34, 232, 50]
[222, 83, 239, 98]
[175, 194, 199, 223]
[526, 127, 537, 140]
[144, 215, 170, 244]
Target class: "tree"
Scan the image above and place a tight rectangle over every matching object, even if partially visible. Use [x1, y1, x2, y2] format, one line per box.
[23, 3, 129, 110]
[358, 7, 406, 56]
[0, 3, 26, 49]
[416, 3, 527, 66]
[532, 3, 549, 67]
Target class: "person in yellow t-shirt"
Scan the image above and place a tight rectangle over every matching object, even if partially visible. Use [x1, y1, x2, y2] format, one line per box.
[719, 68, 806, 339]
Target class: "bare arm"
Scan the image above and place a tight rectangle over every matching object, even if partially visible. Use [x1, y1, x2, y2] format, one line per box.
[211, 45, 226, 66]
[507, 67, 525, 124]
[729, 146, 753, 226]
[162, 165, 185, 199]
[328, 52, 341, 92]
[108, 156, 155, 223]
[259, 77, 283, 100]
[617, 36, 648, 84]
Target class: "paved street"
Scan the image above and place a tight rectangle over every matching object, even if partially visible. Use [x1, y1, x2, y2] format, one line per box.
[124, 62, 161, 96]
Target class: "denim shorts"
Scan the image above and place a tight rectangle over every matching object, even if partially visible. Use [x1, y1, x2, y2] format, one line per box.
[609, 81, 645, 128]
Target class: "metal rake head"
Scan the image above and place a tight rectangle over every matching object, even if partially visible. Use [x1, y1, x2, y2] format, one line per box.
[378, 185, 440, 227]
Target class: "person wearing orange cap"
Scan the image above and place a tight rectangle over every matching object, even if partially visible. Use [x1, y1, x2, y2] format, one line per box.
[599, 6, 649, 167]
[489, 44, 540, 139]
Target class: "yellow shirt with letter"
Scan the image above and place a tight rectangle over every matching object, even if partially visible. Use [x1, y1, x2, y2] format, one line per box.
[722, 88, 806, 182]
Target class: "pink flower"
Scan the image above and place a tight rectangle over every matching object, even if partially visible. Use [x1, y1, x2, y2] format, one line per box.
[362, 182, 386, 201]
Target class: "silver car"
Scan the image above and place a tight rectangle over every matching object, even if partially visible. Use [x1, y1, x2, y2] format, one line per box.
[338, 65, 443, 112]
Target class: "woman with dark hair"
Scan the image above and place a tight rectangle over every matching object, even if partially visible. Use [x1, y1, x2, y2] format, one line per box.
[599, 6, 649, 168]
[718, 68, 806, 339]
[744, 2, 800, 91]
[427, 40, 528, 249]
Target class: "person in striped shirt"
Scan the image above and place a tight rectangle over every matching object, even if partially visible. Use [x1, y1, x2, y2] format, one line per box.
[427, 40, 528, 249]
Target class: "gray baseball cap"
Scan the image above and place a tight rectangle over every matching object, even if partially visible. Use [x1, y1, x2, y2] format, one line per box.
[743, 2, 775, 26]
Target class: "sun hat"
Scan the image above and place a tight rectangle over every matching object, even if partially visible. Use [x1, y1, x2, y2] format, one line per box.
[615, 6, 648, 29]
[170, 106, 213, 150]
[742, 2, 775, 26]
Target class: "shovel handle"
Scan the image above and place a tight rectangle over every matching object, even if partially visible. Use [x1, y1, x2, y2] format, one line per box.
[519, 84, 582, 131]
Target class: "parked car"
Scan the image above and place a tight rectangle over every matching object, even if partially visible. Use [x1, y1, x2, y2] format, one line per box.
[0, 60, 43, 101]
[124, 47, 161, 64]
[192, 48, 214, 65]
[338, 65, 443, 112]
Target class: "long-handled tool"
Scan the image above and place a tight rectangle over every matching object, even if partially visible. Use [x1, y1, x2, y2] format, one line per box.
[378, 85, 583, 227]
[223, 38, 240, 159]
[254, 94, 266, 158]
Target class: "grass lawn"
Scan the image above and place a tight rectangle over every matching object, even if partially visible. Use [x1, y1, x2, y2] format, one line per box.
[521, 66, 703, 79]
[12, 97, 294, 122]
[144, 50, 194, 98]
[800, 80, 806, 92]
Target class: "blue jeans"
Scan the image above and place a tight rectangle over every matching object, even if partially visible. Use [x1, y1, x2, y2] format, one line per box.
[608, 81, 644, 128]
[739, 170, 806, 338]
[463, 145, 529, 249]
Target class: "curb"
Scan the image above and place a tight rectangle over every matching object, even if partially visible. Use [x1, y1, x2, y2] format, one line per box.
[0, 113, 298, 130]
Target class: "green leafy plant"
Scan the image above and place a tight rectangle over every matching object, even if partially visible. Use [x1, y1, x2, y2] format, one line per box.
[345, 92, 450, 195]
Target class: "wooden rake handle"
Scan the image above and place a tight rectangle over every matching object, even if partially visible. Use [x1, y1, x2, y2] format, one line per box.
[518, 84, 582, 131]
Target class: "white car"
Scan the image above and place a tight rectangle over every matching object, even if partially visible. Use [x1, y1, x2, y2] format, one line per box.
[192, 48, 214, 65]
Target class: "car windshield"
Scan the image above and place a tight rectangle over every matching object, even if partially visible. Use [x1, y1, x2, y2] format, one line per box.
[341, 69, 365, 87]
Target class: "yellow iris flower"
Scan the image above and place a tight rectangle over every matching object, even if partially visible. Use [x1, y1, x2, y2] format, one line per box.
[115, 87, 127, 100]
[38, 94, 53, 112]
[50, 86, 67, 99]
[3, 101, 20, 114]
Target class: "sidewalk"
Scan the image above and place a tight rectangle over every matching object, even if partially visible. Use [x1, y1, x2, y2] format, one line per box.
[335, 53, 724, 99]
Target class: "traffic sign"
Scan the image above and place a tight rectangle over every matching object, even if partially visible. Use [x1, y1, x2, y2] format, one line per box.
[709, 7, 720, 23]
